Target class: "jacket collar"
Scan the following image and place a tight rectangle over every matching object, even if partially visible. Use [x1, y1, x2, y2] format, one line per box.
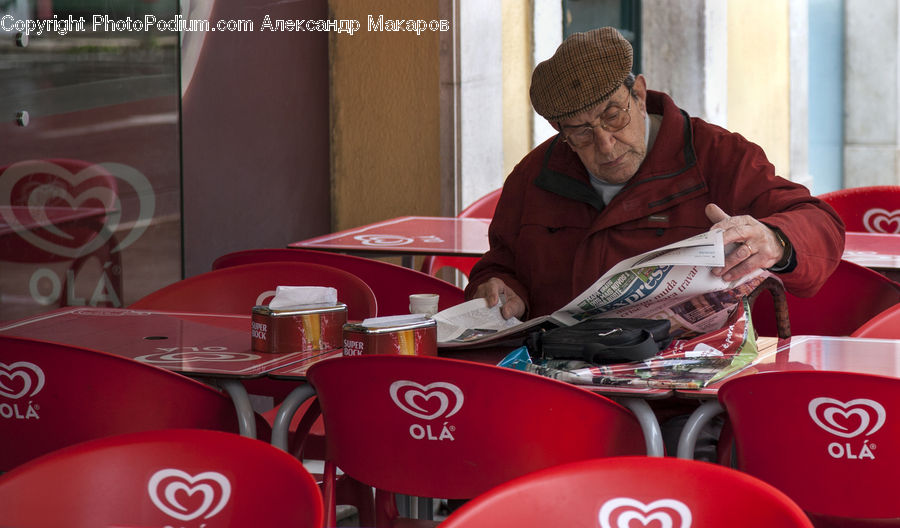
[534, 90, 702, 214]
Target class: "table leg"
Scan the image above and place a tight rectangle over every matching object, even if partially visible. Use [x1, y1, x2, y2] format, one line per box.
[615, 397, 664, 457]
[401, 255, 415, 269]
[271, 383, 316, 451]
[216, 378, 257, 439]
[676, 400, 724, 459]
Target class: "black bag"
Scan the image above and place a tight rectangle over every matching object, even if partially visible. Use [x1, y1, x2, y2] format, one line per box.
[526, 318, 672, 365]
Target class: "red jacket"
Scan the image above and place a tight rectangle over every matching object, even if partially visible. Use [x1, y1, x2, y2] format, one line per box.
[466, 91, 845, 318]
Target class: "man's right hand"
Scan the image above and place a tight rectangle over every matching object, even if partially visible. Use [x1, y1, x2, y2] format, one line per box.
[472, 277, 526, 320]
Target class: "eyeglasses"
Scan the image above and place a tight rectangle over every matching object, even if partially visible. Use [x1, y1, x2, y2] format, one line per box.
[560, 96, 633, 148]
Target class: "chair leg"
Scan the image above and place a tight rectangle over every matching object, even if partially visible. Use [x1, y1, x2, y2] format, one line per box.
[375, 490, 399, 528]
[322, 460, 338, 528]
[336, 476, 375, 527]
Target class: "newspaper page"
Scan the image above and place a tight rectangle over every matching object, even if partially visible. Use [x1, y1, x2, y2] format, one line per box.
[436, 229, 770, 347]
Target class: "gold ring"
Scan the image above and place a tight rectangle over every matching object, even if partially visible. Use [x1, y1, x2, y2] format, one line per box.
[744, 241, 753, 253]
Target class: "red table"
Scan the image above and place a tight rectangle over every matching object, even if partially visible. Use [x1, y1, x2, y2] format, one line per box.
[843, 231, 900, 280]
[289, 216, 490, 267]
[674, 335, 900, 457]
[0, 307, 330, 438]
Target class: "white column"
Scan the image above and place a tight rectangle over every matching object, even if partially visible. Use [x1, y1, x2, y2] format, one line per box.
[458, 2, 504, 209]
[789, 0, 812, 189]
[844, 0, 900, 186]
[531, 0, 563, 147]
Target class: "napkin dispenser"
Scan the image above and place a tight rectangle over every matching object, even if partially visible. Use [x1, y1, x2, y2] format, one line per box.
[251, 303, 347, 353]
[343, 315, 437, 357]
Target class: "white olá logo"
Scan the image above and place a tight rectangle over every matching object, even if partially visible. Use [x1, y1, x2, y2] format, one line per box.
[0, 160, 155, 258]
[0, 361, 45, 400]
[809, 397, 885, 438]
[863, 208, 900, 233]
[148, 468, 231, 522]
[134, 351, 261, 365]
[809, 397, 885, 460]
[390, 380, 463, 441]
[598, 497, 692, 528]
[390, 380, 463, 420]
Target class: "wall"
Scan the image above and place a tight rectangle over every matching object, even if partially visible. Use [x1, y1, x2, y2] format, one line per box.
[329, 0, 443, 231]
[181, 0, 330, 277]
[501, 0, 534, 180]
[727, 0, 791, 179]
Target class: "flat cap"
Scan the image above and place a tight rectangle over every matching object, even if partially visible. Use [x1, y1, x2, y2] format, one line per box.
[530, 27, 633, 122]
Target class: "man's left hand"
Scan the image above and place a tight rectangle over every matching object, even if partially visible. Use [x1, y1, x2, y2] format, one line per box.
[705, 203, 785, 281]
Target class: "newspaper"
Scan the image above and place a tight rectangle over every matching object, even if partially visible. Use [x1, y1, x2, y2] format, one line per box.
[435, 229, 770, 348]
[498, 298, 760, 389]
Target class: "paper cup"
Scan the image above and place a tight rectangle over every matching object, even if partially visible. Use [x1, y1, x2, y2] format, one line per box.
[409, 293, 440, 317]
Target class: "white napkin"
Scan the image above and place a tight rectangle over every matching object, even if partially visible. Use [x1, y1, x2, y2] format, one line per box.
[268, 286, 338, 309]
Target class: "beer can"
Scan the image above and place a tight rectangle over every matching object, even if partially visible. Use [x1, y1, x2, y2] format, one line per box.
[342, 318, 437, 357]
[251, 303, 347, 353]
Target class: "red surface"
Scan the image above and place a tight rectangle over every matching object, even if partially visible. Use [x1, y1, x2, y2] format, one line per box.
[842, 231, 900, 269]
[0, 429, 323, 528]
[818, 185, 900, 233]
[307, 354, 645, 526]
[211, 247, 466, 316]
[0, 335, 243, 471]
[680, 335, 900, 398]
[0, 307, 325, 377]
[421, 189, 501, 278]
[751, 260, 900, 337]
[441, 457, 812, 528]
[129, 261, 377, 320]
[719, 370, 900, 521]
[290, 216, 490, 257]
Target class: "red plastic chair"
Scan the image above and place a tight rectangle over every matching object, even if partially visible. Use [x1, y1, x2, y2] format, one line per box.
[306, 354, 646, 528]
[0, 429, 323, 528]
[211, 248, 465, 316]
[850, 303, 900, 338]
[0, 335, 250, 472]
[751, 260, 900, 337]
[818, 185, 900, 233]
[440, 456, 813, 528]
[0, 158, 123, 307]
[420, 188, 501, 279]
[719, 371, 900, 526]
[143, 259, 378, 524]
[129, 261, 377, 320]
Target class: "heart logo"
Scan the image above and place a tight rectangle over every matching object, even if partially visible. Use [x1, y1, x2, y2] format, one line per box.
[389, 380, 464, 420]
[135, 352, 261, 364]
[355, 234, 415, 247]
[148, 468, 231, 522]
[0, 160, 155, 258]
[0, 361, 45, 400]
[809, 397, 886, 438]
[599, 497, 692, 528]
[863, 208, 900, 233]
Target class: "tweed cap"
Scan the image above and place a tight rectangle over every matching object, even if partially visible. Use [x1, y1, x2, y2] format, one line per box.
[530, 27, 633, 122]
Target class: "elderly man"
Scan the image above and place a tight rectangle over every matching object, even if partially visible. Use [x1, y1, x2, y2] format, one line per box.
[466, 27, 845, 320]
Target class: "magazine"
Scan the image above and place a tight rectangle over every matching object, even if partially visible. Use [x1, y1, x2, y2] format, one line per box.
[434, 229, 772, 348]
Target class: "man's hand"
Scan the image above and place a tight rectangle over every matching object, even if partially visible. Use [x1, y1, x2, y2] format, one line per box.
[705, 203, 786, 281]
[472, 277, 526, 320]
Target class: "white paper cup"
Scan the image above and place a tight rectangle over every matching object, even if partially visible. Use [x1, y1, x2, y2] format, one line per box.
[409, 293, 440, 317]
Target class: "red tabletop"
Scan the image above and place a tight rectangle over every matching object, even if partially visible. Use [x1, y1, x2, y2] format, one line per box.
[678, 335, 900, 398]
[0, 307, 326, 378]
[267, 349, 344, 379]
[289, 216, 490, 257]
[843, 231, 900, 270]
